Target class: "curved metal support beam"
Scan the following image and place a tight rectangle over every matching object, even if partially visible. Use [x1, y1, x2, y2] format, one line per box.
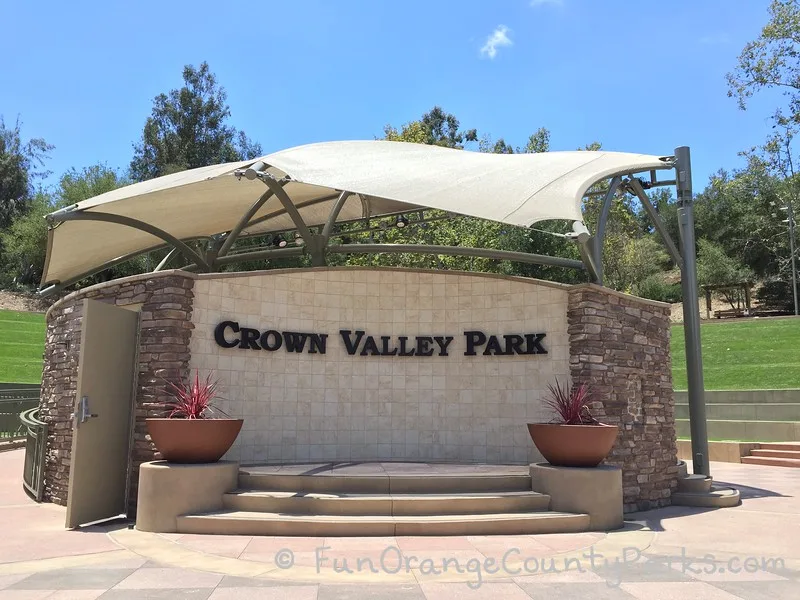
[38, 235, 214, 295]
[216, 188, 276, 259]
[50, 211, 211, 272]
[591, 176, 622, 285]
[328, 243, 584, 270]
[321, 191, 352, 241]
[259, 176, 326, 266]
[627, 177, 684, 270]
[358, 194, 371, 218]
[260, 177, 314, 244]
[214, 246, 305, 266]
[154, 248, 178, 272]
[244, 193, 341, 230]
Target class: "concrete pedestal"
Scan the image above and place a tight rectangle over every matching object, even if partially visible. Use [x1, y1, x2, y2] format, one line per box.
[136, 460, 238, 533]
[530, 463, 623, 531]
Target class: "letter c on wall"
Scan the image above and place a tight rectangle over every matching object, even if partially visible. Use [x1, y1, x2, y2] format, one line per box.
[214, 321, 240, 348]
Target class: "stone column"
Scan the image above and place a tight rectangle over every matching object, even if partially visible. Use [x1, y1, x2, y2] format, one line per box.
[39, 272, 195, 512]
[567, 284, 678, 512]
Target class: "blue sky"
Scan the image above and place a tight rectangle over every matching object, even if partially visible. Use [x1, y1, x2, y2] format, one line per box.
[1, 0, 783, 192]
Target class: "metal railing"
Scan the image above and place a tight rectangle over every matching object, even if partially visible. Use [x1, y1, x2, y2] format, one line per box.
[20, 407, 47, 502]
[0, 387, 40, 439]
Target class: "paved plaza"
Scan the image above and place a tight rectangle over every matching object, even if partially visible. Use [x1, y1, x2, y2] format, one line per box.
[1, 449, 798, 599]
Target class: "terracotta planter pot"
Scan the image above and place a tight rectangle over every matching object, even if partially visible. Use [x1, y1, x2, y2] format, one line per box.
[145, 418, 243, 464]
[527, 423, 618, 468]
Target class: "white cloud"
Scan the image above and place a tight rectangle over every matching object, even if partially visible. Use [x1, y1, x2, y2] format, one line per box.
[530, 0, 563, 7]
[480, 25, 512, 59]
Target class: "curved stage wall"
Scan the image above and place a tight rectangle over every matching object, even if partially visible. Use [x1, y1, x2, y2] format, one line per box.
[39, 267, 677, 513]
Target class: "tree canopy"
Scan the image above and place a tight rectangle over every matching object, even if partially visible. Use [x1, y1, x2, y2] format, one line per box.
[129, 62, 262, 182]
[0, 117, 53, 229]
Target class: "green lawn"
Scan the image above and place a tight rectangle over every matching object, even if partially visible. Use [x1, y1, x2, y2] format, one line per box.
[1, 307, 798, 390]
[671, 318, 800, 390]
[0, 310, 46, 384]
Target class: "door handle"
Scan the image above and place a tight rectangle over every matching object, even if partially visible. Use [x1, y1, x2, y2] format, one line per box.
[77, 396, 99, 424]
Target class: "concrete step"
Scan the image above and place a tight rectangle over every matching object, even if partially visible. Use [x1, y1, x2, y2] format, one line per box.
[672, 486, 741, 508]
[676, 419, 800, 442]
[677, 474, 712, 494]
[176, 510, 591, 536]
[674, 391, 800, 404]
[239, 469, 532, 494]
[749, 449, 800, 459]
[677, 461, 688, 478]
[758, 443, 800, 452]
[675, 403, 800, 421]
[741, 456, 800, 468]
[223, 490, 551, 516]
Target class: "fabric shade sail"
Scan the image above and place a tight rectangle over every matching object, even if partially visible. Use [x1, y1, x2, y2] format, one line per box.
[42, 140, 673, 287]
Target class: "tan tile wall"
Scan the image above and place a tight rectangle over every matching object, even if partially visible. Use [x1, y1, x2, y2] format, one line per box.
[190, 269, 570, 464]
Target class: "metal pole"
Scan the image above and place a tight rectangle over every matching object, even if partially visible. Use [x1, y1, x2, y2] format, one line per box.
[628, 178, 684, 270]
[591, 176, 622, 285]
[675, 146, 710, 477]
[787, 201, 799, 316]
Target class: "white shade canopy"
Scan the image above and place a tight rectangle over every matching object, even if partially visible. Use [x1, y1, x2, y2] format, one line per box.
[42, 140, 673, 287]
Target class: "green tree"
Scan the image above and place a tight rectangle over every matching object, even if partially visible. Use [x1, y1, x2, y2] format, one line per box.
[727, 0, 800, 119]
[130, 62, 262, 182]
[383, 121, 429, 144]
[696, 239, 755, 309]
[374, 111, 585, 281]
[0, 117, 53, 229]
[419, 106, 477, 148]
[1, 165, 126, 286]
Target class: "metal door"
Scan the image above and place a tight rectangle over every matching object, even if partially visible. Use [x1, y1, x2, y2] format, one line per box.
[65, 299, 139, 528]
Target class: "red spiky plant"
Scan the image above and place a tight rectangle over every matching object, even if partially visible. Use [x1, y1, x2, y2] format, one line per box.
[543, 379, 599, 425]
[162, 371, 224, 419]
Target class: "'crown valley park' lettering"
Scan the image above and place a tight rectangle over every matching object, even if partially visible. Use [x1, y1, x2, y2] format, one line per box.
[214, 321, 547, 357]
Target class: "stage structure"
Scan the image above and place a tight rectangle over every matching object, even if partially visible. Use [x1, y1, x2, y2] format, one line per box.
[33, 141, 713, 527]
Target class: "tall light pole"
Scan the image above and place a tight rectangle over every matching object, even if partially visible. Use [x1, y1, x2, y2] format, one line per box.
[779, 201, 799, 316]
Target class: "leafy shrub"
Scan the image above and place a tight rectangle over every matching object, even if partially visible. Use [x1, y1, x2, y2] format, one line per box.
[633, 274, 683, 303]
[755, 277, 796, 312]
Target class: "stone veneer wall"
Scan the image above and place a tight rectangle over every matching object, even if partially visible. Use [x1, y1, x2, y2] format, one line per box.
[40, 273, 194, 510]
[190, 268, 570, 464]
[567, 284, 678, 512]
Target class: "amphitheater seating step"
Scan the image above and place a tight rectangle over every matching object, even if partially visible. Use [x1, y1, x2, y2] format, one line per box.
[749, 449, 800, 460]
[741, 456, 800, 468]
[758, 443, 800, 452]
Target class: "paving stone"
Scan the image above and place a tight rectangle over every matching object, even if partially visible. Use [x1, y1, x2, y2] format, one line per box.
[209, 587, 319, 599]
[97, 590, 212, 600]
[592, 558, 693, 585]
[318, 583, 426, 599]
[515, 582, 637, 599]
[619, 581, 748, 599]
[9, 569, 135, 590]
[419, 582, 531, 599]
[710, 580, 800, 600]
[217, 576, 316, 588]
[113, 568, 222, 589]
